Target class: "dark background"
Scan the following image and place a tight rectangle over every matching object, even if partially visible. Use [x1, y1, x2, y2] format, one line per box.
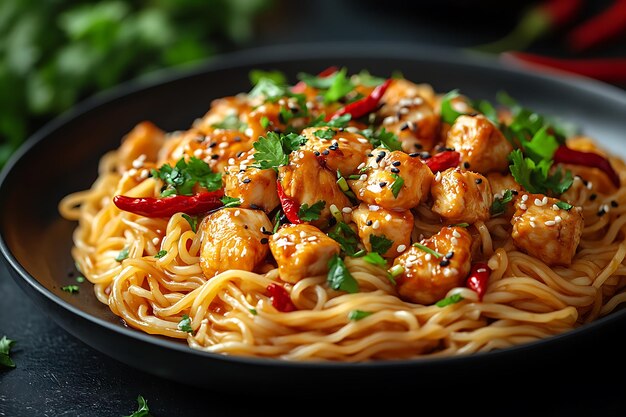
[2, 1, 626, 416]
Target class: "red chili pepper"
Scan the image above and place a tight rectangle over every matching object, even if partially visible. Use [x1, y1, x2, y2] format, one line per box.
[503, 51, 626, 83]
[326, 78, 392, 121]
[567, 0, 626, 52]
[266, 283, 296, 312]
[113, 190, 224, 218]
[275, 180, 302, 224]
[553, 145, 621, 188]
[466, 262, 490, 301]
[291, 66, 339, 93]
[424, 150, 461, 173]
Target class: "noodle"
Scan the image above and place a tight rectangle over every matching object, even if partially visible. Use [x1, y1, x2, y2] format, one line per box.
[58, 70, 626, 362]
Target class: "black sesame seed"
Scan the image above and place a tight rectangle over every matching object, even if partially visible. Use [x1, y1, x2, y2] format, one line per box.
[367, 153, 374, 157]
[611, 200, 619, 208]
[463, 162, 470, 169]
[329, 146, 338, 151]
[392, 161, 401, 167]
[234, 136, 242, 142]
[250, 204, 263, 210]
[239, 169, 246, 173]
[445, 251, 454, 259]
[590, 194, 598, 201]
[260, 238, 269, 244]
[242, 178, 251, 184]
[467, 112, 479, 117]
[511, 190, 519, 195]
[475, 178, 483, 184]
[338, 127, 345, 132]
[236, 151, 245, 158]
[597, 208, 607, 217]
[379, 181, 388, 187]
[209, 142, 217, 148]
[322, 150, 330, 155]
[414, 143, 423, 150]
[582, 179, 589, 186]
[409, 152, 420, 157]
[314, 151, 321, 156]
[244, 225, 249, 229]
[390, 167, 400, 173]
[211, 154, 219, 160]
[400, 123, 410, 131]
[366, 220, 373, 226]
[439, 259, 451, 267]
[445, 147, 456, 152]
[420, 152, 431, 159]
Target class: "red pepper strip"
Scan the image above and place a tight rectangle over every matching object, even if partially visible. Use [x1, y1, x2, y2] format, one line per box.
[503, 52, 626, 83]
[326, 78, 392, 121]
[567, 0, 626, 52]
[466, 262, 490, 301]
[291, 66, 339, 93]
[113, 190, 224, 218]
[275, 180, 302, 224]
[553, 145, 621, 188]
[266, 283, 296, 312]
[424, 150, 461, 173]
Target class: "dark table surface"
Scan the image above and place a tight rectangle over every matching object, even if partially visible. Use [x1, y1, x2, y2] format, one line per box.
[2, 1, 626, 416]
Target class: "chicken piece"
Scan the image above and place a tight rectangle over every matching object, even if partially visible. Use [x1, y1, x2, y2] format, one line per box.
[244, 99, 312, 140]
[301, 127, 372, 175]
[431, 167, 493, 224]
[223, 149, 279, 213]
[194, 96, 251, 134]
[199, 208, 273, 277]
[117, 121, 165, 173]
[348, 149, 433, 211]
[487, 172, 523, 197]
[511, 193, 584, 266]
[278, 151, 352, 229]
[269, 224, 340, 283]
[351, 203, 413, 258]
[394, 226, 473, 305]
[378, 79, 440, 152]
[446, 115, 513, 174]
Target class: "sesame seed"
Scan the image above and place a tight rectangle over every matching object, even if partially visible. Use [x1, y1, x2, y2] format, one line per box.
[307, 236, 317, 242]
[463, 162, 470, 169]
[552, 204, 559, 210]
[555, 216, 562, 223]
[357, 137, 369, 144]
[545, 220, 556, 226]
[445, 251, 454, 259]
[590, 194, 597, 201]
[314, 151, 321, 156]
[439, 258, 450, 267]
[128, 168, 137, 176]
[530, 221, 536, 228]
[300, 231, 307, 238]
[451, 237, 458, 245]
[242, 178, 251, 184]
[400, 122, 410, 131]
[228, 158, 236, 165]
[342, 207, 352, 213]
[534, 198, 543, 206]
[234, 210, 240, 217]
[385, 214, 392, 221]
[409, 152, 420, 157]
[193, 149, 204, 158]
[152, 237, 160, 245]
[420, 152, 431, 159]
[260, 238, 269, 244]
[435, 172, 441, 182]
[379, 181, 388, 187]
[397, 244, 407, 252]
[357, 162, 366, 170]
[452, 230, 461, 238]
[390, 167, 400, 174]
[322, 150, 330, 155]
[383, 116, 398, 125]
[376, 152, 386, 163]
[519, 204, 527, 210]
[521, 194, 529, 202]
[611, 200, 619, 208]
[530, 217, 536, 222]
[366, 220, 373, 226]
[372, 220, 381, 229]
[475, 178, 482, 184]
[542, 196, 548, 205]
[219, 142, 229, 149]
[477, 268, 487, 273]
[208, 142, 217, 148]
[587, 182, 593, 190]
[359, 174, 368, 181]
[425, 254, 432, 261]
[369, 205, 380, 211]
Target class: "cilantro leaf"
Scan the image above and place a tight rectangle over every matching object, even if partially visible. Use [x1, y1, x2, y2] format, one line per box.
[211, 114, 247, 132]
[249, 77, 289, 101]
[390, 174, 404, 198]
[353, 70, 385, 87]
[310, 113, 352, 129]
[281, 132, 308, 153]
[522, 125, 559, 164]
[249, 69, 287, 86]
[297, 71, 337, 89]
[490, 189, 514, 216]
[220, 196, 241, 208]
[362, 252, 387, 267]
[115, 248, 129, 262]
[124, 395, 152, 417]
[435, 293, 464, 307]
[508, 149, 573, 195]
[370, 235, 393, 255]
[178, 314, 193, 333]
[313, 128, 336, 140]
[324, 67, 354, 104]
[412, 243, 442, 258]
[61, 285, 80, 294]
[154, 250, 167, 259]
[328, 222, 360, 256]
[0, 336, 16, 369]
[348, 310, 373, 321]
[360, 128, 402, 151]
[182, 214, 197, 233]
[556, 201, 573, 210]
[327, 254, 359, 293]
[472, 99, 499, 124]
[298, 200, 325, 222]
[253, 132, 307, 171]
[152, 157, 222, 196]
[260, 116, 270, 130]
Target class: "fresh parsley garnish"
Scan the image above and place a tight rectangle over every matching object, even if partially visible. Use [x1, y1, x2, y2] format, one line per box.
[249, 69, 287, 86]
[178, 314, 193, 333]
[260, 116, 270, 130]
[211, 114, 247, 132]
[362, 252, 387, 267]
[61, 285, 79, 294]
[252, 131, 307, 171]
[412, 243, 442, 258]
[472, 99, 499, 124]
[556, 201, 573, 210]
[490, 189, 515, 216]
[151, 156, 222, 196]
[115, 247, 129, 262]
[440, 89, 465, 125]
[298, 200, 325, 222]
[249, 76, 289, 101]
[309, 113, 352, 129]
[76, 276, 85, 283]
[327, 221, 360, 256]
[220, 195, 242, 208]
[352, 70, 385, 87]
[348, 310, 373, 321]
[0, 336, 16, 369]
[390, 173, 404, 198]
[370, 235, 393, 255]
[124, 395, 152, 417]
[154, 250, 167, 259]
[508, 149, 573, 195]
[520, 125, 560, 164]
[182, 213, 198, 233]
[323, 67, 354, 104]
[360, 127, 402, 151]
[313, 128, 336, 140]
[435, 293, 464, 307]
[327, 254, 359, 293]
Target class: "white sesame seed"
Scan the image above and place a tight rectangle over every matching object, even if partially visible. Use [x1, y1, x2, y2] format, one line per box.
[378, 160, 386, 168]
[545, 220, 556, 226]
[239, 164, 247, 171]
[234, 210, 240, 217]
[412, 97, 424, 105]
[521, 194, 529, 202]
[339, 138, 349, 143]
[494, 193, 502, 200]
[128, 168, 137, 176]
[369, 205, 380, 212]
[452, 230, 461, 238]
[299, 231, 307, 238]
[371, 162, 379, 169]
[219, 142, 229, 149]
[359, 174, 368, 181]
[530, 217, 536, 222]
[542, 196, 548, 205]
[307, 236, 317, 242]
[372, 220, 381, 229]
[357, 137, 369, 144]
[139, 169, 149, 179]
[385, 214, 392, 221]
[357, 162, 366, 170]
[227, 158, 235, 165]
[399, 107, 409, 115]
[552, 204, 559, 210]
[530, 221, 536, 228]
[193, 149, 204, 157]
[519, 204, 527, 210]
[399, 98, 413, 107]
[587, 181, 593, 190]
[435, 172, 441, 182]
[534, 198, 543, 206]
[152, 237, 160, 245]
[425, 254, 432, 261]
[346, 127, 359, 133]
[383, 116, 398, 125]
[397, 244, 407, 252]
[555, 216, 562, 223]
[451, 237, 458, 245]
[342, 207, 352, 213]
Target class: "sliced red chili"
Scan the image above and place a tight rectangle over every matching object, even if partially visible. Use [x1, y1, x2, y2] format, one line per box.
[326, 78, 392, 121]
[425, 150, 461, 173]
[553, 145, 620, 188]
[566, 0, 626, 52]
[113, 190, 224, 218]
[275, 180, 302, 224]
[466, 262, 490, 301]
[266, 283, 296, 312]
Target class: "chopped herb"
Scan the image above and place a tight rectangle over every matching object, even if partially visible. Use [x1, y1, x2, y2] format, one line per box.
[310, 113, 352, 129]
[388, 264, 404, 278]
[249, 69, 287, 86]
[323, 67, 354, 104]
[352, 70, 386, 87]
[435, 293, 464, 307]
[154, 250, 167, 259]
[390, 174, 404, 198]
[556, 201, 573, 210]
[253, 131, 307, 171]
[61, 285, 79, 294]
[178, 314, 193, 333]
[298, 200, 326, 222]
[491, 189, 514, 216]
[0, 336, 16, 369]
[211, 114, 247, 132]
[440, 89, 465, 125]
[115, 248, 129, 262]
[260, 116, 270, 129]
[508, 149, 573, 195]
[313, 128, 336, 140]
[182, 213, 198, 233]
[472, 99, 499, 124]
[328, 222, 360, 256]
[249, 76, 289, 101]
[362, 252, 387, 267]
[348, 310, 373, 321]
[360, 127, 402, 151]
[249, 308, 258, 315]
[452, 223, 470, 228]
[76, 276, 85, 283]
[272, 209, 284, 233]
[124, 395, 152, 417]
[327, 254, 359, 293]
[220, 196, 242, 208]
[151, 156, 222, 196]
[370, 235, 393, 255]
[412, 243, 442, 258]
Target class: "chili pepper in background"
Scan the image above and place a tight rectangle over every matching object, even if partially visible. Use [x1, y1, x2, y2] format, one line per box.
[291, 66, 338, 93]
[566, 0, 626, 52]
[502, 52, 626, 83]
[472, 0, 583, 53]
[276, 180, 302, 224]
[326, 78, 392, 121]
[266, 283, 296, 312]
[553, 145, 621, 187]
[424, 150, 461, 173]
[466, 262, 491, 301]
[112, 190, 224, 217]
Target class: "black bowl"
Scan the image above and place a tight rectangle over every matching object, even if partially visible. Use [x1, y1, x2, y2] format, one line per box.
[2, 42, 626, 392]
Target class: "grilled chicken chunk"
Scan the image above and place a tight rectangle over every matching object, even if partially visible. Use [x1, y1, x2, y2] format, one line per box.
[223, 149, 279, 213]
[269, 224, 340, 283]
[200, 208, 273, 277]
[394, 226, 473, 305]
[511, 193, 584, 266]
[117, 121, 165, 173]
[431, 167, 493, 224]
[301, 127, 373, 175]
[351, 203, 413, 258]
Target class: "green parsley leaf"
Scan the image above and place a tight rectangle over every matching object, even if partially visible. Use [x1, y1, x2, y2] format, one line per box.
[253, 132, 289, 170]
[249, 77, 288, 101]
[390, 174, 404, 198]
[211, 114, 247, 132]
[76, 276, 85, 283]
[260, 116, 270, 130]
[309, 113, 352, 129]
[362, 252, 387, 267]
[508, 149, 573, 195]
[152, 157, 222, 196]
[313, 128, 336, 140]
[324, 67, 354, 104]
[249, 308, 258, 315]
[249, 69, 287, 86]
[297, 71, 337, 89]
[360, 128, 402, 152]
[556, 201, 573, 210]
[0, 336, 16, 369]
[490, 189, 514, 216]
[412, 243, 442, 258]
[220, 196, 241, 208]
[281, 132, 308, 153]
[370, 235, 393, 255]
[352, 70, 385, 87]
[328, 222, 360, 257]
[154, 250, 167, 259]
[178, 314, 193, 333]
[61, 285, 79, 294]
[298, 200, 325, 222]
[327, 254, 359, 293]
[473, 99, 499, 124]
[348, 310, 373, 321]
[440, 89, 465, 125]
[124, 395, 152, 417]
[182, 214, 198, 233]
[115, 248, 129, 262]
[435, 293, 464, 307]
[522, 125, 559, 164]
